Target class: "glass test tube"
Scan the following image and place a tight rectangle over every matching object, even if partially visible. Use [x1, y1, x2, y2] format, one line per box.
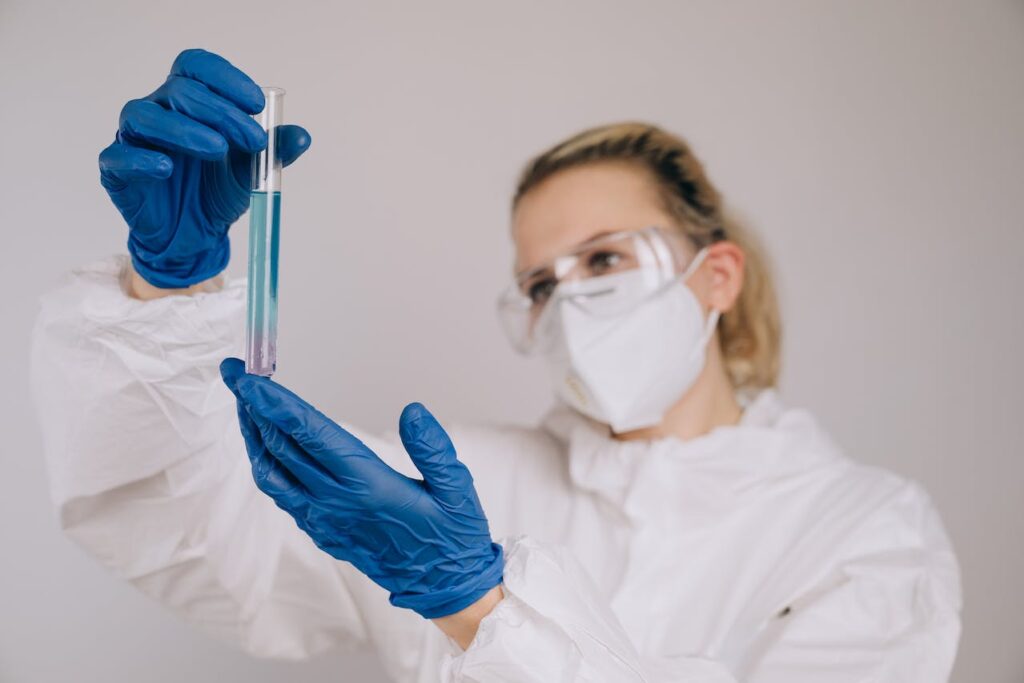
[246, 87, 285, 376]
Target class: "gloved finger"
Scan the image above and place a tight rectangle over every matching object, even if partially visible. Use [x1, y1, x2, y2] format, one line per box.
[169, 48, 264, 115]
[225, 124, 310, 185]
[234, 374, 399, 485]
[238, 401, 310, 499]
[243, 399, 344, 500]
[98, 140, 173, 188]
[149, 75, 267, 153]
[119, 99, 228, 160]
[221, 358, 305, 499]
[399, 402, 474, 506]
[277, 125, 312, 168]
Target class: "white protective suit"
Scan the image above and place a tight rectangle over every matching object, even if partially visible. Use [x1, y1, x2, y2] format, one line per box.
[31, 256, 962, 682]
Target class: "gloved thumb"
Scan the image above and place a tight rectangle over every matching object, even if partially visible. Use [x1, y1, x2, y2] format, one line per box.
[219, 357, 246, 398]
[399, 402, 473, 506]
[277, 124, 312, 168]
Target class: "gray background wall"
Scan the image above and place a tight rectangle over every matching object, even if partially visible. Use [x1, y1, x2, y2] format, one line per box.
[2, 0, 1021, 681]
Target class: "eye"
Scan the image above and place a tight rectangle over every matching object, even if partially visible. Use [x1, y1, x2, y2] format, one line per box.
[587, 250, 623, 275]
[527, 277, 557, 306]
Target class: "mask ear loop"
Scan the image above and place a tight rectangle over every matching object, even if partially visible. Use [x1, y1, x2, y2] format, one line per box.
[681, 246, 709, 280]
[699, 309, 722, 347]
[681, 246, 722, 355]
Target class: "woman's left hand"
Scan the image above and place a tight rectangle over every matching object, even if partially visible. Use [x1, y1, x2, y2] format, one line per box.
[220, 358, 505, 621]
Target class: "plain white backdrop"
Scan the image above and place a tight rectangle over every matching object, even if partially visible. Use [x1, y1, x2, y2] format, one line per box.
[2, 1, 1022, 681]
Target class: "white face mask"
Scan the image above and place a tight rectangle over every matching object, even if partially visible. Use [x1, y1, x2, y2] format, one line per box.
[544, 249, 719, 433]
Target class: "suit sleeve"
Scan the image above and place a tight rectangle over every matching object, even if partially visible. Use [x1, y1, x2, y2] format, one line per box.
[30, 256, 397, 661]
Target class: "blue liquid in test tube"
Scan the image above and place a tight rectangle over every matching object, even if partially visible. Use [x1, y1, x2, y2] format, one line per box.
[246, 190, 281, 375]
[246, 87, 285, 376]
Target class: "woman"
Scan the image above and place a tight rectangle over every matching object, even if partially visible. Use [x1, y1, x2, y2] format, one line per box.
[31, 49, 961, 682]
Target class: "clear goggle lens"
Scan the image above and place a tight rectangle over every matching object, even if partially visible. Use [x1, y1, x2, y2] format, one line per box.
[496, 226, 698, 355]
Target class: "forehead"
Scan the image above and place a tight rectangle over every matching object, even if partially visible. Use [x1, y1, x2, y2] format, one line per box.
[511, 161, 674, 273]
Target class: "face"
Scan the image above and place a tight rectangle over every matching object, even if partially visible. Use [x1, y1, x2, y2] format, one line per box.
[510, 160, 745, 320]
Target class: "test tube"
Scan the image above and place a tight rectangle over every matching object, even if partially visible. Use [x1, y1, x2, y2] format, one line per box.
[245, 87, 285, 376]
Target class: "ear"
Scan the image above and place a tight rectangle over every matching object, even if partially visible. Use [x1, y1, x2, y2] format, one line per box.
[699, 241, 745, 313]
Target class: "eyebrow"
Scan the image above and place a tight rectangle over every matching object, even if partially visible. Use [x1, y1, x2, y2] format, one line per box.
[515, 229, 623, 278]
[577, 230, 625, 253]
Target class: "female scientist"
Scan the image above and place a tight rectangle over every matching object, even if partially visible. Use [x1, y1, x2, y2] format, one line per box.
[31, 49, 961, 682]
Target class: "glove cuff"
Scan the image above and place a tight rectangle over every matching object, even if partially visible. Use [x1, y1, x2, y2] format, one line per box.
[390, 542, 506, 620]
[128, 236, 231, 289]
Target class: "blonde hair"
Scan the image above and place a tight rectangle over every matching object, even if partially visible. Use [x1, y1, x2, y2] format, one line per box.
[511, 122, 781, 391]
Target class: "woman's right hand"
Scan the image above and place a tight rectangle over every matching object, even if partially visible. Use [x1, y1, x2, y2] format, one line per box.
[98, 48, 311, 291]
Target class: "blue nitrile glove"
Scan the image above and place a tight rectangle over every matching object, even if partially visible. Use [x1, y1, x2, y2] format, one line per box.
[219, 358, 505, 619]
[98, 49, 311, 288]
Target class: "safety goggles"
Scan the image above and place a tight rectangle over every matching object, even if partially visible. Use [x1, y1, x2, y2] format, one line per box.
[497, 226, 702, 354]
